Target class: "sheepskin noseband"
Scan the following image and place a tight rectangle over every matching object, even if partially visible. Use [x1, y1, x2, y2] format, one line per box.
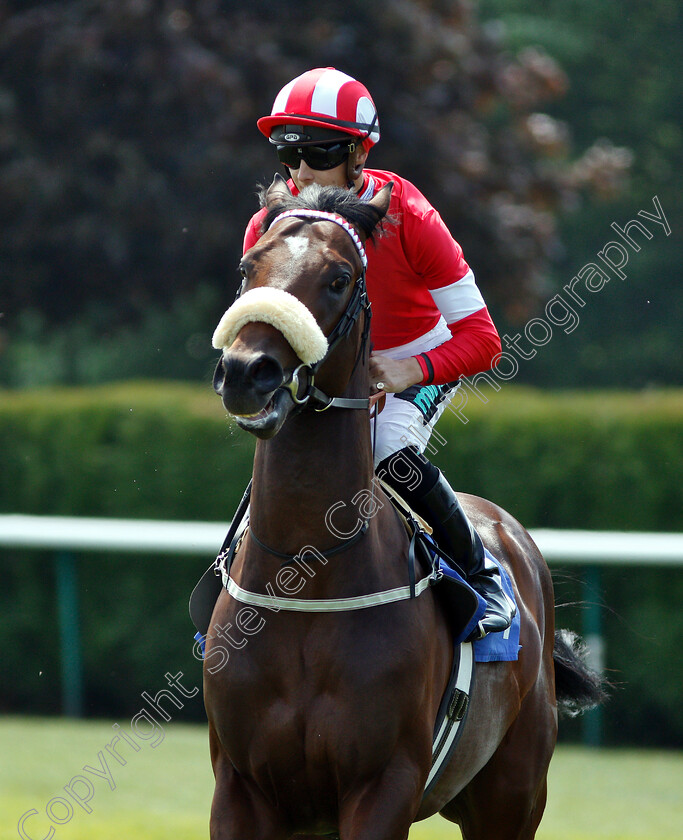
[212, 287, 328, 366]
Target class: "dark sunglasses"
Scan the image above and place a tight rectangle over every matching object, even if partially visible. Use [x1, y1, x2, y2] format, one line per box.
[276, 140, 355, 171]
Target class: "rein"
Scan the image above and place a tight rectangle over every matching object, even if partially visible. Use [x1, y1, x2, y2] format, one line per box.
[249, 519, 370, 563]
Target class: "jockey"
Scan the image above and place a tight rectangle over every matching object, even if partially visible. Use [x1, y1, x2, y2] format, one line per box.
[244, 67, 515, 640]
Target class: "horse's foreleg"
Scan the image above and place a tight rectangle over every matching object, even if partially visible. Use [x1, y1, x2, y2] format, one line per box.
[337, 763, 423, 840]
[209, 731, 286, 840]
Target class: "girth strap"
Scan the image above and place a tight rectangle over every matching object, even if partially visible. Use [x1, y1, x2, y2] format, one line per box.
[424, 641, 474, 795]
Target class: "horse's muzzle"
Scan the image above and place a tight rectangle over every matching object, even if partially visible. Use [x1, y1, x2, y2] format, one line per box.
[213, 351, 289, 435]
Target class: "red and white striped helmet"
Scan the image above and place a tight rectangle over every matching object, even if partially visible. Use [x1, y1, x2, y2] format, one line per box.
[258, 67, 380, 150]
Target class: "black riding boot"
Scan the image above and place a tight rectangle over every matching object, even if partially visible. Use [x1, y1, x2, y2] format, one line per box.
[378, 447, 515, 641]
[418, 472, 516, 639]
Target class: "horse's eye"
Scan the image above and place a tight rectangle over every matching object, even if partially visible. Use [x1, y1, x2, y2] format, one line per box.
[237, 264, 249, 296]
[330, 274, 351, 293]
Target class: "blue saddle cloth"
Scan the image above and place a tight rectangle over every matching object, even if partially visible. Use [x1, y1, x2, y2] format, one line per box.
[436, 547, 521, 662]
[472, 551, 521, 662]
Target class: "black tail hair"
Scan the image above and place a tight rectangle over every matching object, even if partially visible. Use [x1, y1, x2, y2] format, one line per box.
[553, 629, 609, 717]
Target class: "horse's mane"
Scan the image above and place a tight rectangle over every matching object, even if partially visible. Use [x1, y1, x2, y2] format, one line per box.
[259, 183, 388, 241]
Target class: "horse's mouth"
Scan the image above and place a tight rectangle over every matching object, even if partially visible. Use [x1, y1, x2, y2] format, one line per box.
[231, 388, 292, 439]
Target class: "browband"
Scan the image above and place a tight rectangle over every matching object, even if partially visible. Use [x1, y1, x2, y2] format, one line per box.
[268, 209, 368, 269]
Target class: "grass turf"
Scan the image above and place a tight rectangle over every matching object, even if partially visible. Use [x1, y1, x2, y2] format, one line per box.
[2, 716, 681, 839]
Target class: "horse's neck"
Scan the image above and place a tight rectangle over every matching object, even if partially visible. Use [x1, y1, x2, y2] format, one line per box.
[250, 404, 375, 555]
[247, 345, 373, 551]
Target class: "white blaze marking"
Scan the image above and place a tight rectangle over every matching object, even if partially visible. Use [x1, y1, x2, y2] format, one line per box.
[285, 235, 310, 259]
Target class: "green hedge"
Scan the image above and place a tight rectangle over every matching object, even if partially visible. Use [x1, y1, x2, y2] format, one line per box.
[431, 386, 683, 531]
[1, 383, 682, 745]
[1, 383, 681, 528]
[0, 382, 254, 520]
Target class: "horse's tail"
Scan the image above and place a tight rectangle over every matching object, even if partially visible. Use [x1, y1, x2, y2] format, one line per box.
[553, 628, 609, 717]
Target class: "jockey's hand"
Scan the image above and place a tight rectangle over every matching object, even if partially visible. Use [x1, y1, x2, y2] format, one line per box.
[369, 353, 424, 394]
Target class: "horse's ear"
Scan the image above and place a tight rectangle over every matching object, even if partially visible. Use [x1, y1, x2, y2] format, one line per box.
[265, 173, 292, 208]
[368, 181, 393, 221]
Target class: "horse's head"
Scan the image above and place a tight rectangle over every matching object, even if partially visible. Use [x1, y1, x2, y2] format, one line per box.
[212, 174, 392, 438]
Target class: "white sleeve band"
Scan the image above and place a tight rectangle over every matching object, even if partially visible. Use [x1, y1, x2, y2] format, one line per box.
[428, 268, 485, 325]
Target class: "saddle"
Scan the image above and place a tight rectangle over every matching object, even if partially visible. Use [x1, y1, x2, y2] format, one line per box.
[379, 479, 486, 644]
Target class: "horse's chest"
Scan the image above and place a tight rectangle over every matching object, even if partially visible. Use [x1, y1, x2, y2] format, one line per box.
[223, 683, 403, 814]
[210, 617, 423, 778]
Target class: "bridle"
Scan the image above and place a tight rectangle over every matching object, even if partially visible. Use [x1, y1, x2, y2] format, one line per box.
[221, 209, 378, 565]
[216, 208, 374, 564]
[264, 208, 373, 413]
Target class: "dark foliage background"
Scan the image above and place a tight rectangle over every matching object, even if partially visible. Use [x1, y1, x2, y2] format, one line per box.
[480, 0, 682, 387]
[1, 0, 660, 388]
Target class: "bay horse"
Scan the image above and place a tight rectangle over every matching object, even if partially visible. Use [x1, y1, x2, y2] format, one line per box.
[205, 174, 604, 840]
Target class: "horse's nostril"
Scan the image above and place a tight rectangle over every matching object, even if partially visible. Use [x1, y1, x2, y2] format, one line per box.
[213, 356, 227, 395]
[247, 355, 284, 395]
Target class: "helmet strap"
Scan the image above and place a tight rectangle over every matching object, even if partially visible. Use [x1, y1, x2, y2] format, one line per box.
[346, 147, 364, 189]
